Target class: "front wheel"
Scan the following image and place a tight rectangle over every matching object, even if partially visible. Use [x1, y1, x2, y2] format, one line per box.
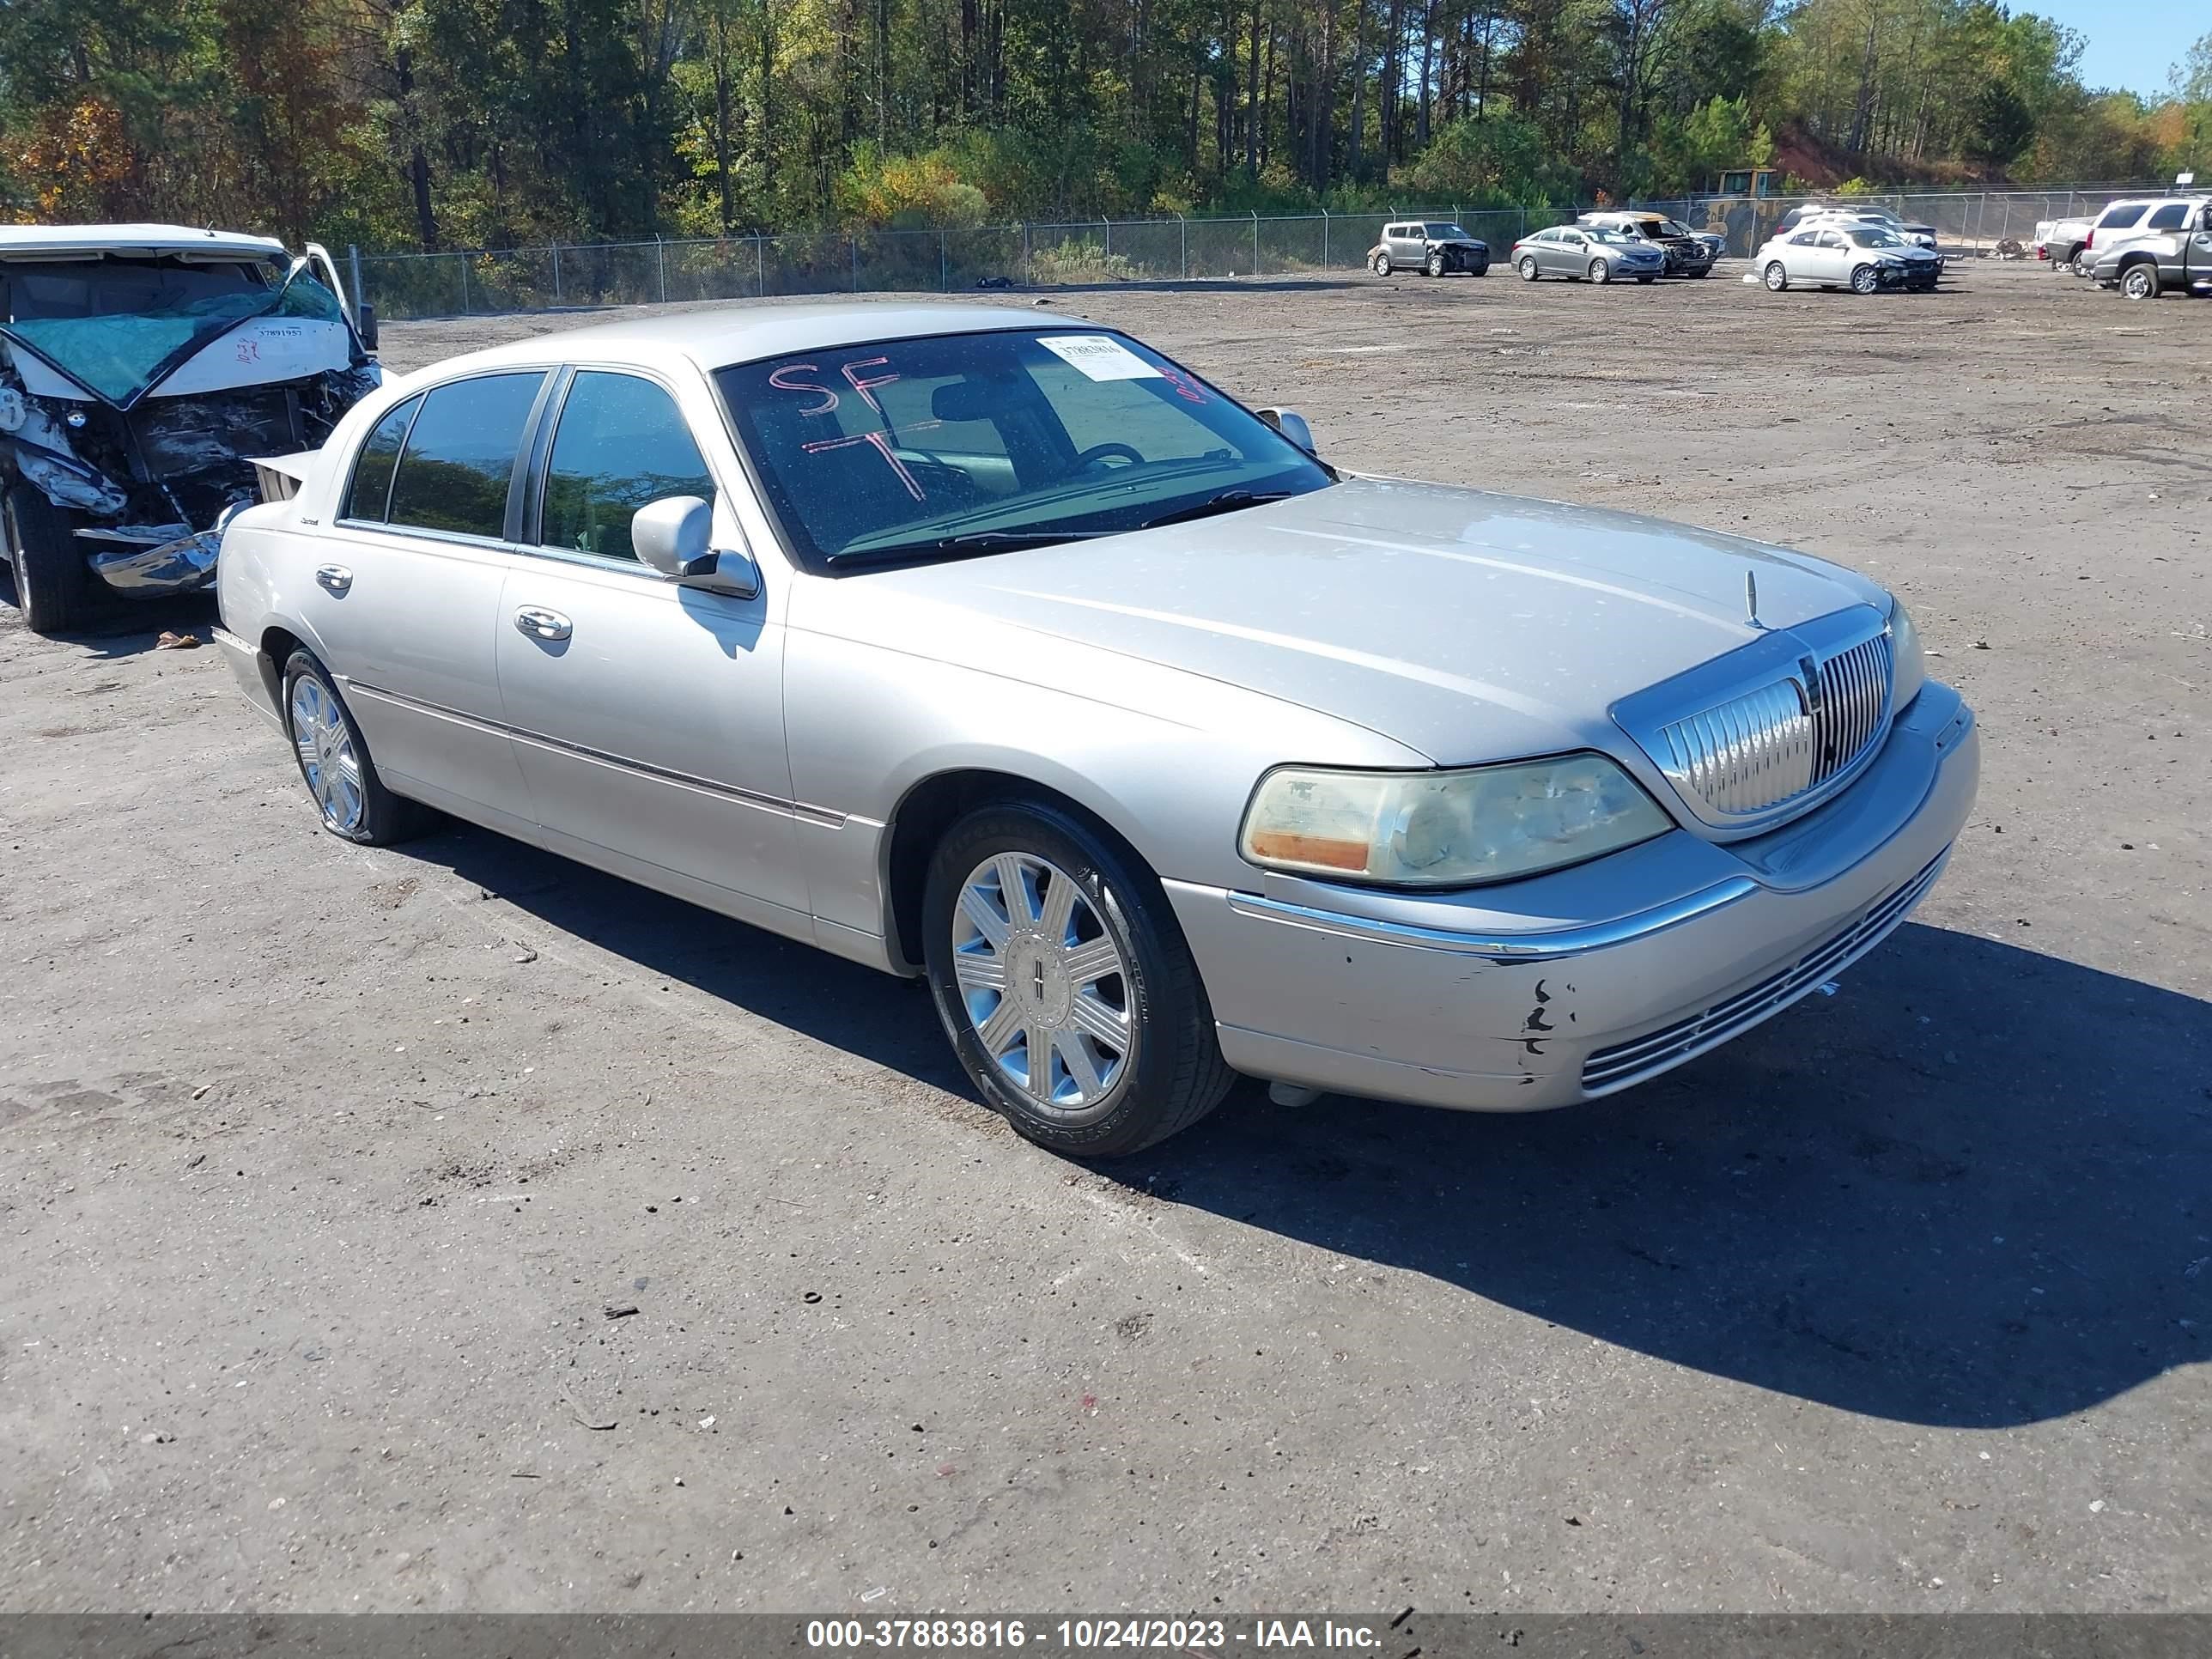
[1425, 251, 1446, 278]
[2120, 264, 2160, 301]
[1588, 258, 1611, 285]
[1470, 259, 1490, 277]
[280, 649, 435, 845]
[922, 801, 1234, 1158]
[1850, 263, 1881, 295]
[1692, 264, 1713, 278]
[1371, 251, 1393, 276]
[3, 481, 89, 635]
[1764, 260, 1789, 291]
[1635, 274, 1656, 284]
[1517, 255, 1540, 282]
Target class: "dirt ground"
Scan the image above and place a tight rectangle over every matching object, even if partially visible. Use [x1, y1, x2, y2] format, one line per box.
[1, 261, 2206, 1614]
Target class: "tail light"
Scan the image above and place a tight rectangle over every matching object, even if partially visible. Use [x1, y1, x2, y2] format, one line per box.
[2083, 230, 2094, 250]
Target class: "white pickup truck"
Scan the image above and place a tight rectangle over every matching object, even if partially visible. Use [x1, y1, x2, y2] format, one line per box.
[2033, 214, 2095, 273]
[0, 223, 381, 633]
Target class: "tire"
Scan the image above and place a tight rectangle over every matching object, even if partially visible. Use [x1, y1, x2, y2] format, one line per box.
[1850, 263, 1881, 295]
[921, 799, 1234, 1158]
[1764, 260, 1789, 291]
[1371, 251, 1393, 276]
[1425, 250, 1446, 277]
[1635, 274, 1656, 284]
[3, 479, 89, 635]
[1517, 255, 1540, 282]
[2120, 263, 2160, 301]
[1470, 259, 1490, 277]
[2070, 252, 2094, 279]
[1588, 258, 1611, 284]
[1692, 264, 1713, 278]
[279, 648, 435, 846]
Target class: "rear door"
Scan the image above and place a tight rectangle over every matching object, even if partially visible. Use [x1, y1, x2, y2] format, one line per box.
[492, 366, 804, 922]
[305, 370, 547, 838]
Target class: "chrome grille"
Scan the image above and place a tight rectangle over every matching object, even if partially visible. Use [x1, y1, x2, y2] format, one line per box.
[1579, 848, 1949, 1095]
[1654, 629, 1893, 819]
[1814, 632, 1891, 778]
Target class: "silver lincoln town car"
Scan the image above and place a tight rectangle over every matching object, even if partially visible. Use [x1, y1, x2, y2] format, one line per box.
[214, 304, 1979, 1156]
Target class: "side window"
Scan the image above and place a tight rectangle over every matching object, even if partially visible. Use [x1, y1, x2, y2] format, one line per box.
[343, 396, 419, 522]
[386, 372, 546, 539]
[2096, 204, 2146, 229]
[2145, 204, 2188, 230]
[1816, 230, 1845, 248]
[540, 372, 716, 562]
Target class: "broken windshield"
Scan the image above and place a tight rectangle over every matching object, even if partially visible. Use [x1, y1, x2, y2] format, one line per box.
[0, 255, 347, 407]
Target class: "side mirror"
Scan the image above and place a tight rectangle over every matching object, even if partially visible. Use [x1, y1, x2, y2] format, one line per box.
[632, 495, 758, 599]
[1256, 407, 1316, 455]
[355, 302, 380, 352]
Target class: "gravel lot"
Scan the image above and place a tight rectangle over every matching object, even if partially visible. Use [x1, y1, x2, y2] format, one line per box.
[2, 261, 2206, 1614]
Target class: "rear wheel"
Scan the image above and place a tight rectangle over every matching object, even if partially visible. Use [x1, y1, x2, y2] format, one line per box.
[1588, 258, 1611, 284]
[922, 800, 1234, 1158]
[3, 480, 89, 635]
[1850, 263, 1881, 295]
[1764, 260, 1789, 291]
[2120, 263, 2160, 301]
[280, 648, 435, 846]
[1517, 255, 1540, 282]
[1371, 250, 1393, 276]
[2069, 252, 2094, 278]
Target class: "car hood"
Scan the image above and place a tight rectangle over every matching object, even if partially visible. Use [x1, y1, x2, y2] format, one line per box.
[842, 478, 1889, 765]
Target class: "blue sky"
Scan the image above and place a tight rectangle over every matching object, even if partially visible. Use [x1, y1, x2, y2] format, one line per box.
[2031, 2, 2200, 98]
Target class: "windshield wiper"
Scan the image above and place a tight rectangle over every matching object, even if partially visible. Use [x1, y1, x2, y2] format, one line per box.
[827, 527, 1109, 569]
[1137, 489, 1294, 530]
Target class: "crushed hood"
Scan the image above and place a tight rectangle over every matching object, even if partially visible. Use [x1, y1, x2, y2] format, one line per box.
[838, 477, 1889, 764]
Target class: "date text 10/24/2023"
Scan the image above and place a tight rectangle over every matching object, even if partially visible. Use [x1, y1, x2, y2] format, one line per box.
[805, 1621, 1387, 1651]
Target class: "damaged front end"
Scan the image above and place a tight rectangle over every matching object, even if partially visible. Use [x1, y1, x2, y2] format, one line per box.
[0, 251, 379, 599]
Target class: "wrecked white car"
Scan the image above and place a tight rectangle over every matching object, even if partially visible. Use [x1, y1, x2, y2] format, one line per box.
[0, 223, 380, 633]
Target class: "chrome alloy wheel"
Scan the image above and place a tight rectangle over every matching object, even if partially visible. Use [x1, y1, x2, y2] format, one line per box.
[950, 851, 1133, 1120]
[288, 673, 365, 833]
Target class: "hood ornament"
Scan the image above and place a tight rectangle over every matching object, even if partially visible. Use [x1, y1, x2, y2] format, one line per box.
[1744, 570, 1762, 630]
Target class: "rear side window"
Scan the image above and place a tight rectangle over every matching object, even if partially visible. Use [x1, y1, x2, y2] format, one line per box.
[2096, 204, 2147, 229]
[343, 396, 419, 522]
[386, 372, 546, 539]
[2145, 204, 2189, 230]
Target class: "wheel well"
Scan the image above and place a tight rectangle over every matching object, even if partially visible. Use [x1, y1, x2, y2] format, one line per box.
[258, 625, 304, 707]
[882, 769, 1142, 973]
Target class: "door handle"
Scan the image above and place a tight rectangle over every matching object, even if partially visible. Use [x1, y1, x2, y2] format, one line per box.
[514, 606, 573, 642]
[314, 564, 353, 594]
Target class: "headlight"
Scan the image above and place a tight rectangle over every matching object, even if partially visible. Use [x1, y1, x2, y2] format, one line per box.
[1239, 754, 1672, 887]
[1887, 599, 1925, 709]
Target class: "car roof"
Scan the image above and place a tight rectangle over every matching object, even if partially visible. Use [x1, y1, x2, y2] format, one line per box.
[416, 301, 1095, 380]
[0, 222, 289, 261]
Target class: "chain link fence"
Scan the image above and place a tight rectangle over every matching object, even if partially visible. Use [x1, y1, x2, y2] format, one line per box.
[353, 188, 2157, 320]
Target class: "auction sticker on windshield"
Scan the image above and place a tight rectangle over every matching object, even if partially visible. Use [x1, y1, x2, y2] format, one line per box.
[1039, 334, 1161, 380]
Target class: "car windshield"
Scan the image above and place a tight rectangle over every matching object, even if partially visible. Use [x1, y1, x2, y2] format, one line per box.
[0, 253, 344, 404]
[1423, 222, 1470, 239]
[1656, 219, 1693, 236]
[1586, 228, 1634, 245]
[715, 329, 1334, 571]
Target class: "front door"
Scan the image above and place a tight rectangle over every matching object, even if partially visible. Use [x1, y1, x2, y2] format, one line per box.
[492, 368, 804, 924]
[305, 370, 547, 840]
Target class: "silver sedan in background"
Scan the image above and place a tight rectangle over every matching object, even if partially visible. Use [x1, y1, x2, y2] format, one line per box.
[216, 304, 1977, 1157]
[1755, 222, 1942, 293]
[1510, 225, 1668, 284]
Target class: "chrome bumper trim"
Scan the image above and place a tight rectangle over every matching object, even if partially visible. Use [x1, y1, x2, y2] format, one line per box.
[1224, 876, 1759, 963]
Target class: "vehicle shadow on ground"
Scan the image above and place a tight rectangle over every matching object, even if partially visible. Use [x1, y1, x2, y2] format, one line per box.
[396, 819, 2209, 1431]
[0, 584, 217, 658]
[1130, 921, 2211, 1431]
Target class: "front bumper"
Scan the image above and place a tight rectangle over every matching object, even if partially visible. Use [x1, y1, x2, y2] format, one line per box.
[1164, 681, 1978, 1111]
